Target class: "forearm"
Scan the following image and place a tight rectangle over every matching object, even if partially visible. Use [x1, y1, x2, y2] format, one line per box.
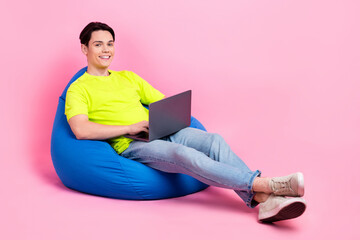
[68, 115, 149, 141]
[73, 120, 130, 140]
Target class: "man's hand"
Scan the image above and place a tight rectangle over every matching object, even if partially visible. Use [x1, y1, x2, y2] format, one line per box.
[127, 121, 149, 135]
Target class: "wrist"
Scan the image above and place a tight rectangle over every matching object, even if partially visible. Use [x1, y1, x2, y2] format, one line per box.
[124, 125, 132, 135]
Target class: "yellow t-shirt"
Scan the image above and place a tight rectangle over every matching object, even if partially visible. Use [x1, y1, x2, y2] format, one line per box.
[65, 70, 164, 154]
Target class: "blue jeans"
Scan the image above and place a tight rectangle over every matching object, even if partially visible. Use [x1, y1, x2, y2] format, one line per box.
[121, 127, 261, 208]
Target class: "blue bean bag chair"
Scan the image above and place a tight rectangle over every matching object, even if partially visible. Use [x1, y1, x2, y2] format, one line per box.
[51, 67, 208, 199]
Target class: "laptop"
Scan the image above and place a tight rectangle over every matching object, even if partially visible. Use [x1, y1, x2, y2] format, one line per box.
[124, 90, 191, 142]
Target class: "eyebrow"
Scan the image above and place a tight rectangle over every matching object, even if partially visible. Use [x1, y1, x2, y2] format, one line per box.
[92, 40, 114, 44]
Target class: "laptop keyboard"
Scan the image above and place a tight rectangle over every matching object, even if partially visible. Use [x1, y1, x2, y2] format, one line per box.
[133, 131, 149, 139]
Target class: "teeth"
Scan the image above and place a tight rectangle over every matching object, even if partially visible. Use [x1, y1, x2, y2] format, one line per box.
[100, 56, 110, 59]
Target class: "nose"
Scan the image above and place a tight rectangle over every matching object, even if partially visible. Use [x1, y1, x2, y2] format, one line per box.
[102, 45, 110, 52]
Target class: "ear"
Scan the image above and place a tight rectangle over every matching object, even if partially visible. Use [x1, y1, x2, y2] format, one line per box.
[81, 44, 88, 56]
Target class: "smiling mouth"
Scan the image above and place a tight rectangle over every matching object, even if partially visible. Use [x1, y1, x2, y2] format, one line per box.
[99, 56, 111, 59]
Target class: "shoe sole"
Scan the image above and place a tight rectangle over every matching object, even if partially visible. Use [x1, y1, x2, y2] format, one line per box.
[296, 172, 305, 197]
[259, 198, 307, 223]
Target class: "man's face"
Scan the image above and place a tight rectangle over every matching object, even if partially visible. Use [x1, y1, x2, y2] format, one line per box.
[81, 30, 114, 70]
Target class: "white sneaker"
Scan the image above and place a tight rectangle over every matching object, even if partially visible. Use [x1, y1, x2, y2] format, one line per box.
[270, 172, 305, 197]
[258, 194, 307, 223]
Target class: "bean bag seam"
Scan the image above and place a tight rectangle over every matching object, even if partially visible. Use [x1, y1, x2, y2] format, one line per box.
[106, 145, 146, 200]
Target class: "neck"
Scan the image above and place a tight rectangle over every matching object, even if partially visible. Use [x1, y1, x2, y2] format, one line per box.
[86, 66, 110, 76]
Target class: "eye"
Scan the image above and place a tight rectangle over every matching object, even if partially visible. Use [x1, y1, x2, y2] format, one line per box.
[95, 43, 101, 47]
[108, 43, 114, 47]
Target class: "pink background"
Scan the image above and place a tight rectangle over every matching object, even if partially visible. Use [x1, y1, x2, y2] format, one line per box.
[2, 0, 359, 239]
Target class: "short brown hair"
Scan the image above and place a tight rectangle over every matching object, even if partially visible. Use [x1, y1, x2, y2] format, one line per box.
[79, 22, 115, 46]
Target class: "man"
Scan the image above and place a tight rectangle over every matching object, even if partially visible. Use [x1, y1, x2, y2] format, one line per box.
[65, 22, 307, 223]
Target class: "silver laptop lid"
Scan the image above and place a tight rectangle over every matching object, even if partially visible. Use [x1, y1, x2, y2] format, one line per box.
[148, 90, 191, 141]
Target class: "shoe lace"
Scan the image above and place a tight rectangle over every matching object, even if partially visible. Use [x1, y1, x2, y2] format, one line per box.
[272, 180, 292, 193]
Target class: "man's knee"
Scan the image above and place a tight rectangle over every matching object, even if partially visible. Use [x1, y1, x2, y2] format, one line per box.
[210, 132, 224, 143]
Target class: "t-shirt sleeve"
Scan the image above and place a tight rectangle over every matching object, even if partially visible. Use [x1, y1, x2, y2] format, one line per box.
[65, 83, 89, 121]
[128, 71, 165, 105]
